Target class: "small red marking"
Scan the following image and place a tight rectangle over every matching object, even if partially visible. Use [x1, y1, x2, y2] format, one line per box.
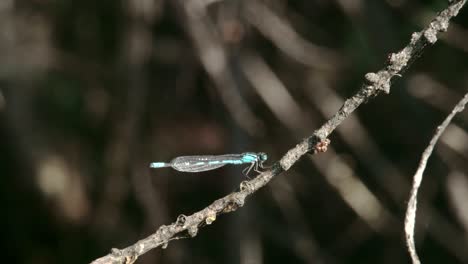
[315, 139, 330, 153]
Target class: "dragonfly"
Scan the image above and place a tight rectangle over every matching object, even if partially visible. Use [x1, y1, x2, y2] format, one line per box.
[149, 152, 268, 175]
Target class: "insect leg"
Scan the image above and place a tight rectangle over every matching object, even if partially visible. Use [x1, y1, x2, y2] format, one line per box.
[243, 162, 256, 177]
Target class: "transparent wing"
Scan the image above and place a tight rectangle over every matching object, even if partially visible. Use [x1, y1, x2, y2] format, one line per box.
[170, 155, 240, 172]
[173, 162, 227, 172]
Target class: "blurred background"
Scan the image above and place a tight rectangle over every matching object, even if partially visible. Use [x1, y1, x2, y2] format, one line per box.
[1, 0, 468, 263]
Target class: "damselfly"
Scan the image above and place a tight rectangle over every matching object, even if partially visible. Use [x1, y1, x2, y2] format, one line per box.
[150, 152, 267, 175]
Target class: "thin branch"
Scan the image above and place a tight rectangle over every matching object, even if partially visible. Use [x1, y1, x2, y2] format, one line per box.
[311, 72, 468, 261]
[405, 91, 468, 264]
[90, 1, 466, 263]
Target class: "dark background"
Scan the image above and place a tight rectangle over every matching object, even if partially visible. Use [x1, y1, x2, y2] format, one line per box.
[1, 0, 468, 263]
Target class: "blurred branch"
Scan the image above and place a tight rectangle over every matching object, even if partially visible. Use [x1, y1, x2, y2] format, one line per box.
[90, 1, 466, 263]
[241, 53, 310, 133]
[446, 171, 468, 233]
[270, 177, 331, 263]
[175, 0, 264, 135]
[244, 1, 342, 70]
[405, 91, 468, 264]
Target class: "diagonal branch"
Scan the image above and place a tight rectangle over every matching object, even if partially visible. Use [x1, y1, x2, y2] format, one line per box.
[90, 1, 466, 263]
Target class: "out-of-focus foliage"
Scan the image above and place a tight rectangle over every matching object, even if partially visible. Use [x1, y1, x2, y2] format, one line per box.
[1, 0, 468, 263]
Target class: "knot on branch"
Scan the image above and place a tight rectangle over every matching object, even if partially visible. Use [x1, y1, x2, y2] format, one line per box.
[111, 248, 122, 257]
[306, 135, 331, 153]
[387, 51, 410, 72]
[176, 214, 187, 227]
[313, 138, 331, 153]
[424, 13, 450, 44]
[155, 225, 172, 241]
[112, 248, 138, 264]
[205, 211, 217, 225]
[239, 180, 253, 192]
[223, 196, 245, 213]
[187, 226, 198, 237]
[365, 72, 391, 94]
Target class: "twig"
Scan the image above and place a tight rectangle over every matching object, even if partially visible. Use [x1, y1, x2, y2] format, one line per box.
[90, 1, 466, 263]
[405, 92, 468, 264]
[310, 73, 468, 261]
